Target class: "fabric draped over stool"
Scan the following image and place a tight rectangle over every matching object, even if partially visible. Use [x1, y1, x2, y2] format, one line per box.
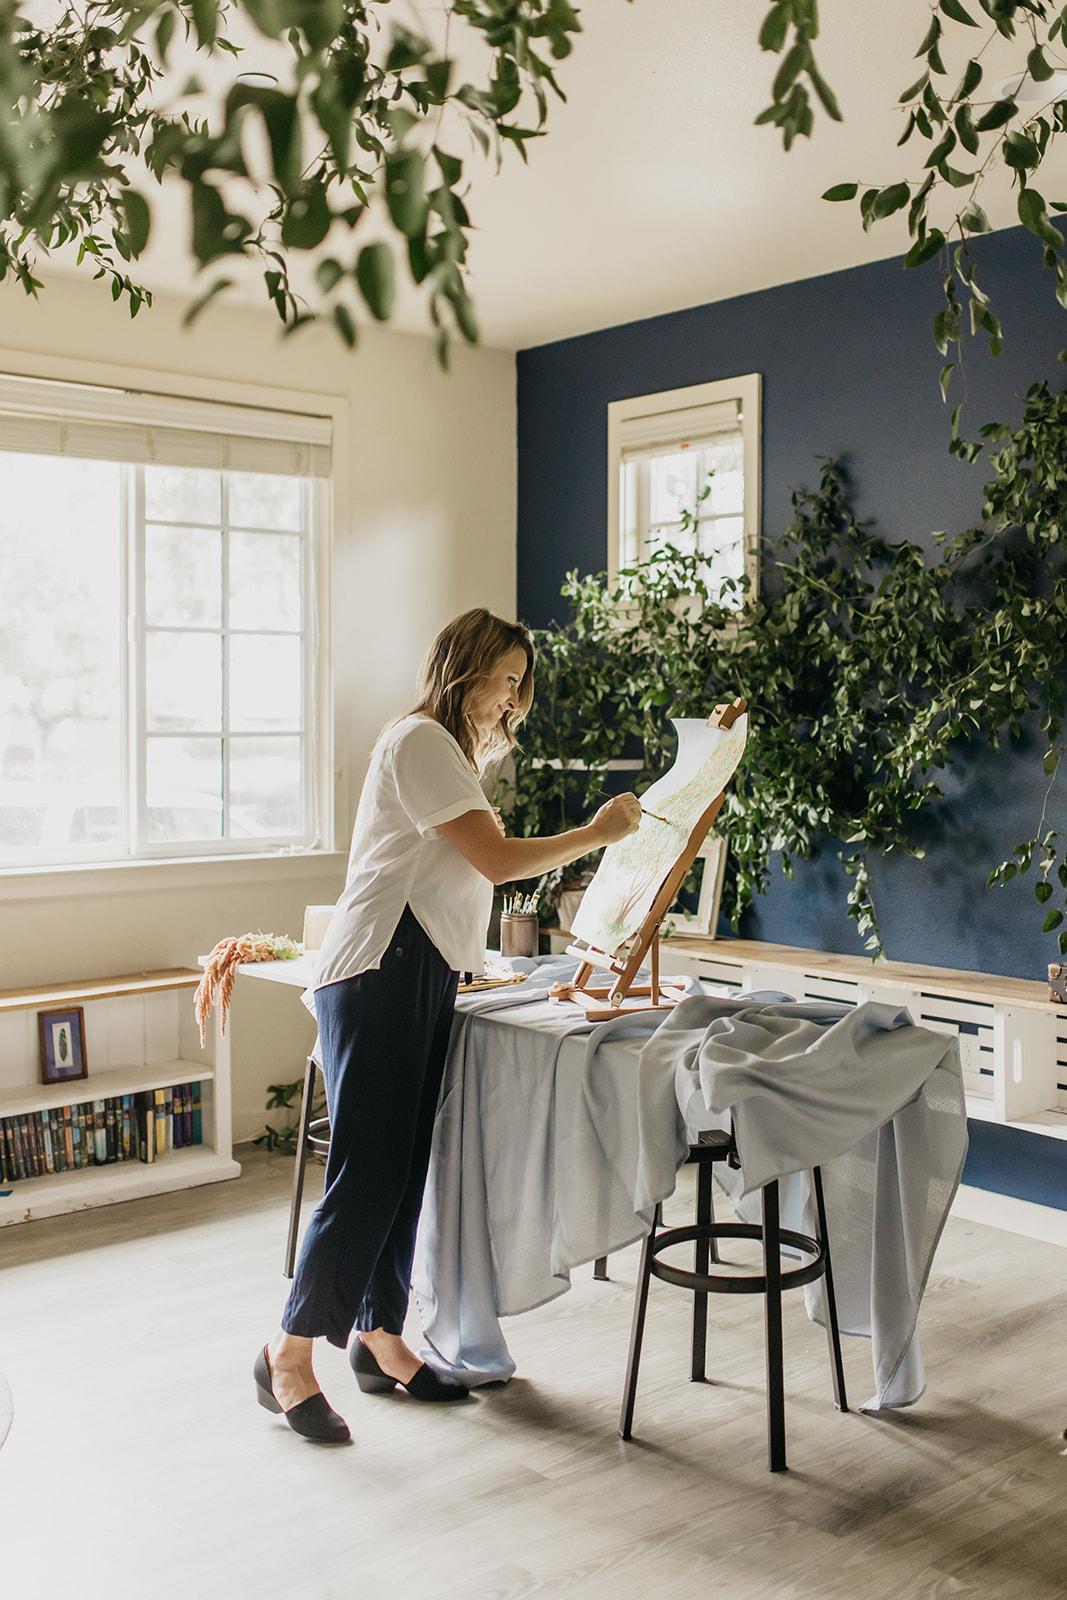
[634, 993, 969, 1411]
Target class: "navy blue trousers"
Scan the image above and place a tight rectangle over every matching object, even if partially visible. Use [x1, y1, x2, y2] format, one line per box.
[281, 907, 459, 1348]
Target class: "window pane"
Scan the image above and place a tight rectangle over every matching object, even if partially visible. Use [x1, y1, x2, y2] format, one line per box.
[145, 466, 221, 525]
[700, 437, 744, 515]
[146, 632, 222, 731]
[230, 636, 302, 731]
[230, 531, 302, 631]
[146, 737, 222, 841]
[231, 736, 302, 834]
[697, 516, 746, 597]
[0, 453, 122, 861]
[146, 526, 222, 628]
[229, 472, 302, 531]
[649, 451, 698, 526]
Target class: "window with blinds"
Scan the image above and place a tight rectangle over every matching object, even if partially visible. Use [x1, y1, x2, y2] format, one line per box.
[0, 374, 331, 867]
[607, 375, 761, 609]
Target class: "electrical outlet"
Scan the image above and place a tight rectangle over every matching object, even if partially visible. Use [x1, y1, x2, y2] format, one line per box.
[957, 1033, 980, 1075]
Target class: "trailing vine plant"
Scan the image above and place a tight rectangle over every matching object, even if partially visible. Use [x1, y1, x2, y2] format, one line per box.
[758, 0, 1067, 429]
[0, 0, 579, 359]
[503, 381, 1067, 959]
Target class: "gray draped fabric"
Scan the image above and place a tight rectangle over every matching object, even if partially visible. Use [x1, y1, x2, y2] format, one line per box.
[412, 962, 968, 1412]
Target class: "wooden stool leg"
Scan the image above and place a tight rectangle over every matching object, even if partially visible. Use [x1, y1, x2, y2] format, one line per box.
[593, 1256, 609, 1280]
[619, 1204, 660, 1440]
[762, 1180, 787, 1472]
[812, 1165, 848, 1413]
[283, 1056, 318, 1279]
[690, 1160, 715, 1382]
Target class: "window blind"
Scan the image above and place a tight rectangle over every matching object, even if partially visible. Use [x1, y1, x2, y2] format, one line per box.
[618, 398, 740, 463]
[0, 373, 331, 478]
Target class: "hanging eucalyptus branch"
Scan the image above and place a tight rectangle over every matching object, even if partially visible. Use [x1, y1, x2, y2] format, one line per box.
[505, 383, 1067, 958]
[758, 0, 1067, 418]
[0, 0, 579, 359]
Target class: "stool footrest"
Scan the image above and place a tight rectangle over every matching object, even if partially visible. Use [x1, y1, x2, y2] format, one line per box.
[649, 1221, 826, 1295]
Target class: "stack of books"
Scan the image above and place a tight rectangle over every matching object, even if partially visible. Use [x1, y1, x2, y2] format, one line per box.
[0, 1082, 203, 1183]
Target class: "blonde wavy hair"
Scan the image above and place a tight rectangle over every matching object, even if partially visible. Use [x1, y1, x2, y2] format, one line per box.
[408, 609, 535, 771]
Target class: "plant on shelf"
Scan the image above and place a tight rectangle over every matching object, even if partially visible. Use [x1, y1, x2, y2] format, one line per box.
[501, 383, 1067, 960]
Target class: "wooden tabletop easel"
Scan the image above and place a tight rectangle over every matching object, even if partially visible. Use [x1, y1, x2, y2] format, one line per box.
[551, 699, 747, 1022]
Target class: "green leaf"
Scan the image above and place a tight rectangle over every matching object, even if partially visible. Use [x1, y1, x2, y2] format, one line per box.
[975, 97, 1017, 132]
[385, 148, 428, 238]
[953, 59, 983, 101]
[1028, 45, 1055, 83]
[955, 104, 979, 155]
[925, 128, 957, 168]
[333, 303, 357, 349]
[120, 190, 150, 257]
[904, 229, 946, 267]
[940, 0, 979, 25]
[281, 184, 332, 250]
[939, 361, 956, 399]
[1036, 881, 1054, 903]
[758, 4, 790, 52]
[356, 241, 395, 321]
[900, 71, 929, 104]
[315, 257, 344, 294]
[1043, 748, 1061, 775]
[873, 182, 911, 219]
[190, 0, 218, 48]
[960, 199, 992, 232]
[916, 14, 942, 55]
[181, 275, 233, 327]
[822, 182, 858, 201]
[155, 8, 176, 61]
[1042, 908, 1064, 933]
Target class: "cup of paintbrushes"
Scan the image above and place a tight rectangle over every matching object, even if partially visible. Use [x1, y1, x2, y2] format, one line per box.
[499, 911, 539, 958]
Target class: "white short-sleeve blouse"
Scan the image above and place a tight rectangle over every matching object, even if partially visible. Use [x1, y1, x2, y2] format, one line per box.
[314, 715, 494, 985]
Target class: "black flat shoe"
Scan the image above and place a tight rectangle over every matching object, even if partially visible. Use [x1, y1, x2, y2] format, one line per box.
[349, 1337, 469, 1402]
[253, 1346, 351, 1444]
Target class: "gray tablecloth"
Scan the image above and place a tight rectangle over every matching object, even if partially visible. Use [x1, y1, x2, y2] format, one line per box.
[411, 960, 968, 1411]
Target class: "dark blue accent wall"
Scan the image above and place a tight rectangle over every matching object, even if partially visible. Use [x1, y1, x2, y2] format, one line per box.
[516, 227, 1067, 985]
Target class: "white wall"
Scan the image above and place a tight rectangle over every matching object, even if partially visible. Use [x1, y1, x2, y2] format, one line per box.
[0, 274, 516, 1139]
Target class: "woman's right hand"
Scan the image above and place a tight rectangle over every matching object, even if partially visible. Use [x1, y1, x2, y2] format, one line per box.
[588, 792, 642, 845]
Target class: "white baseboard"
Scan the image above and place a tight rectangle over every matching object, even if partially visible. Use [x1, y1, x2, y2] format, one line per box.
[951, 1184, 1067, 1248]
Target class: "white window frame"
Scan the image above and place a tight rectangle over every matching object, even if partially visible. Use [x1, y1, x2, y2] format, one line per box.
[607, 374, 762, 604]
[0, 354, 342, 874]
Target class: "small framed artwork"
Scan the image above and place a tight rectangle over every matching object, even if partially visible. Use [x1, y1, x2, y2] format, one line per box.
[38, 1007, 88, 1085]
[670, 834, 728, 939]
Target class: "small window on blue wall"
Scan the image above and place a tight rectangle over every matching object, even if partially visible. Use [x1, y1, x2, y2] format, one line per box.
[608, 374, 761, 610]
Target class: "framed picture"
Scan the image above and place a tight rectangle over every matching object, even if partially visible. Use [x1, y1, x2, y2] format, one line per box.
[670, 834, 728, 939]
[38, 1007, 88, 1085]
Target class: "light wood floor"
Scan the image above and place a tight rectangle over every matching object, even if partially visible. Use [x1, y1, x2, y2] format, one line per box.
[1, 1146, 1065, 1600]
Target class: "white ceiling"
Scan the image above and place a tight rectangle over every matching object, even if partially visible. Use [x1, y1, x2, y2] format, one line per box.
[45, 0, 1067, 351]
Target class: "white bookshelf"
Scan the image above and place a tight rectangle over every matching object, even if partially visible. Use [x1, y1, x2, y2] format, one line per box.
[0, 968, 240, 1226]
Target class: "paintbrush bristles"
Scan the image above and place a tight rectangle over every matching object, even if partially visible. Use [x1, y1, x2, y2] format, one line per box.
[503, 893, 540, 915]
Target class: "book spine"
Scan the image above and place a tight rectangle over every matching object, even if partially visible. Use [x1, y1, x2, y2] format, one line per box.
[105, 1098, 117, 1163]
[63, 1104, 74, 1170]
[0, 1119, 9, 1183]
[92, 1100, 107, 1165]
[39, 1112, 54, 1175]
[135, 1093, 155, 1164]
[191, 1083, 202, 1145]
[23, 1114, 40, 1177]
[121, 1095, 132, 1161]
[164, 1087, 174, 1152]
[14, 1116, 29, 1178]
[49, 1109, 63, 1174]
[154, 1088, 166, 1156]
[182, 1083, 193, 1148]
[172, 1083, 184, 1150]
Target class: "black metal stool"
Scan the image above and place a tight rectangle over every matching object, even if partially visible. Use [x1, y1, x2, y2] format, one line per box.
[619, 1127, 848, 1471]
[283, 1054, 330, 1279]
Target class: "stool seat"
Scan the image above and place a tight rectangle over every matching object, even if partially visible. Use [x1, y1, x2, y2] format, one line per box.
[619, 1128, 848, 1472]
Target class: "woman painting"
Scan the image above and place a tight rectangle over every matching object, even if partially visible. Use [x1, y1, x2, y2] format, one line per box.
[254, 608, 640, 1441]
